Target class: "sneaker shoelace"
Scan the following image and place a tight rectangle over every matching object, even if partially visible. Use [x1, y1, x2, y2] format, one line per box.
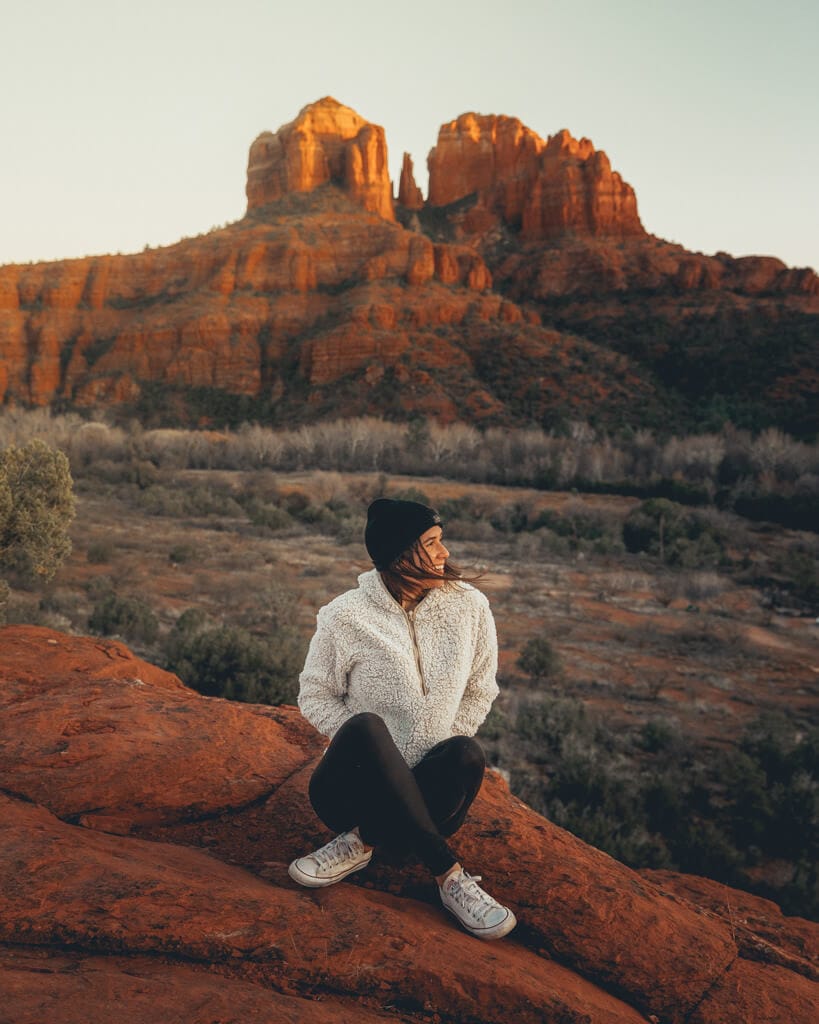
[447, 872, 504, 923]
[313, 833, 362, 871]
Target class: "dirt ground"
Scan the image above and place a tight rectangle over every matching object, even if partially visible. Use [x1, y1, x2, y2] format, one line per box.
[13, 468, 817, 752]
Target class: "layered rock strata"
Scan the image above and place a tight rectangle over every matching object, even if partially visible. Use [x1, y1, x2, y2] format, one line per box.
[0, 206, 498, 417]
[0, 97, 816, 430]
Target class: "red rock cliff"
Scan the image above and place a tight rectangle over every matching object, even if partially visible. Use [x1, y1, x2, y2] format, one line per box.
[0, 200, 502, 418]
[427, 113, 645, 241]
[246, 97, 394, 221]
[0, 97, 816, 432]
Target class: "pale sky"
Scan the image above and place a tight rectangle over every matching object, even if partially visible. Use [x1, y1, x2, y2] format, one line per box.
[1, 0, 816, 270]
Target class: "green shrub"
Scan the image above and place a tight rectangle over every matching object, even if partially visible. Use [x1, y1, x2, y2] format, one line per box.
[501, 696, 819, 919]
[623, 498, 727, 567]
[438, 495, 481, 524]
[88, 591, 159, 644]
[0, 439, 76, 586]
[532, 508, 604, 542]
[168, 542, 198, 564]
[241, 497, 292, 532]
[640, 718, 681, 753]
[163, 611, 300, 706]
[779, 548, 819, 610]
[477, 703, 510, 742]
[389, 486, 433, 506]
[727, 714, 819, 865]
[2, 593, 63, 628]
[134, 484, 243, 518]
[516, 636, 563, 682]
[490, 502, 531, 534]
[87, 540, 116, 564]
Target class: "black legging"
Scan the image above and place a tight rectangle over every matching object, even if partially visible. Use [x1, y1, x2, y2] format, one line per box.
[308, 712, 485, 877]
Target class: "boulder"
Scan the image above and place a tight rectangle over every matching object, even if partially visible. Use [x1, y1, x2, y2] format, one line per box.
[0, 626, 315, 830]
[0, 625, 816, 1023]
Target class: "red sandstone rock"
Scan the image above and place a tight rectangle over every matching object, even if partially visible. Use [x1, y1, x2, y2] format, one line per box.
[246, 97, 394, 221]
[1, 948, 399, 1024]
[0, 626, 314, 829]
[0, 204, 504, 420]
[0, 793, 646, 1024]
[427, 114, 645, 241]
[428, 113, 542, 211]
[397, 152, 424, 209]
[0, 625, 816, 1024]
[0, 98, 816, 426]
[643, 870, 819, 976]
[688, 958, 818, 1024]
[492, 236, 819, 303]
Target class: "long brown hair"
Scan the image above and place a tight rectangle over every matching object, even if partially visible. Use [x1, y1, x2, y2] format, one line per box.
[379, 540, 482, 606]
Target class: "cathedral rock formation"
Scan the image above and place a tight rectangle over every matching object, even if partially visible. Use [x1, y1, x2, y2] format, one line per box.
[0, 97, 816, 432]
[246, 97, 394, 221]
[426, 113, 645, 241]
[1, 625, 817, 1024]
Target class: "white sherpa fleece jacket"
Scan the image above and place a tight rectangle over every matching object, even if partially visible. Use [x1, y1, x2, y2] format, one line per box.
[297, 569, 499, 767]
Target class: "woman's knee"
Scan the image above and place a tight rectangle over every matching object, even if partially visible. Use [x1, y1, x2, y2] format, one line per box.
[447, 735, 486, 775]
[336, 711, 391, 746]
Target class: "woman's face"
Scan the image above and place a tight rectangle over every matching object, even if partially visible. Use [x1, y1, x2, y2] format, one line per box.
[411, 526, 450, 587]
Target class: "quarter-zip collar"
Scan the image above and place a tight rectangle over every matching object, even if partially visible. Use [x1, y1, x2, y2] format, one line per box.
[402, 602, 428, 695]
[357, 569, 450, 696]
[357, 568, 447, 618]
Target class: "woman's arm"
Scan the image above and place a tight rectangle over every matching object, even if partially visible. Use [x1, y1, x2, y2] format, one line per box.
[297, 607, 355, 739]
[451, 596, 500, 736]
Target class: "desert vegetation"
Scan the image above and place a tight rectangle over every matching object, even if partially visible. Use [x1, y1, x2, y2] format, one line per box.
[0, 407, 817, 524]
[0, 438, 76, 619]
[482, 692, 817, 918]
[1, 407, 817, 920]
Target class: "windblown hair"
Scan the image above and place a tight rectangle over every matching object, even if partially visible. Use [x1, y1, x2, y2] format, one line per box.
[379, 539, 482, 605]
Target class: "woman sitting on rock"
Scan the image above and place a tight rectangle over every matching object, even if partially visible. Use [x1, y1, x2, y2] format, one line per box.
[289, 497, 516, 940]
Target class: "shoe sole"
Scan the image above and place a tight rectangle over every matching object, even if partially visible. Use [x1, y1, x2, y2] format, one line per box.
[443, 904, 517, 940]
[287, 853, 372, 888]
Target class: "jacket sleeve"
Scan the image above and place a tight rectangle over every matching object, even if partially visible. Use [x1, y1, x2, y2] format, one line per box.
[451, 596, 500, 736]
[297, 606, 355, 740]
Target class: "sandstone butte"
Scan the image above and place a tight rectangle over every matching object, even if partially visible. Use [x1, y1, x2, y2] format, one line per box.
[246, 98, 394, 222]
[0, 96, 816, 426]
[0, 624, 816, 1024]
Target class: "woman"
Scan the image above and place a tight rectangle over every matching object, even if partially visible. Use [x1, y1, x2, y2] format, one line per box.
[289, 497, 516, 940]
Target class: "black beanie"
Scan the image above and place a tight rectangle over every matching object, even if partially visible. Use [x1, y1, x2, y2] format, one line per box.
[365, 498, 442, 570]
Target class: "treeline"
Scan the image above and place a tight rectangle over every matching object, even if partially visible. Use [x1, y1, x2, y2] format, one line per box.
[1, 409, 818, 531]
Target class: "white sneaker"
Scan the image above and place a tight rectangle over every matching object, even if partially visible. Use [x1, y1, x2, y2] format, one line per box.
[439, 868, 517, 939]
[288, 832, 373, 888]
